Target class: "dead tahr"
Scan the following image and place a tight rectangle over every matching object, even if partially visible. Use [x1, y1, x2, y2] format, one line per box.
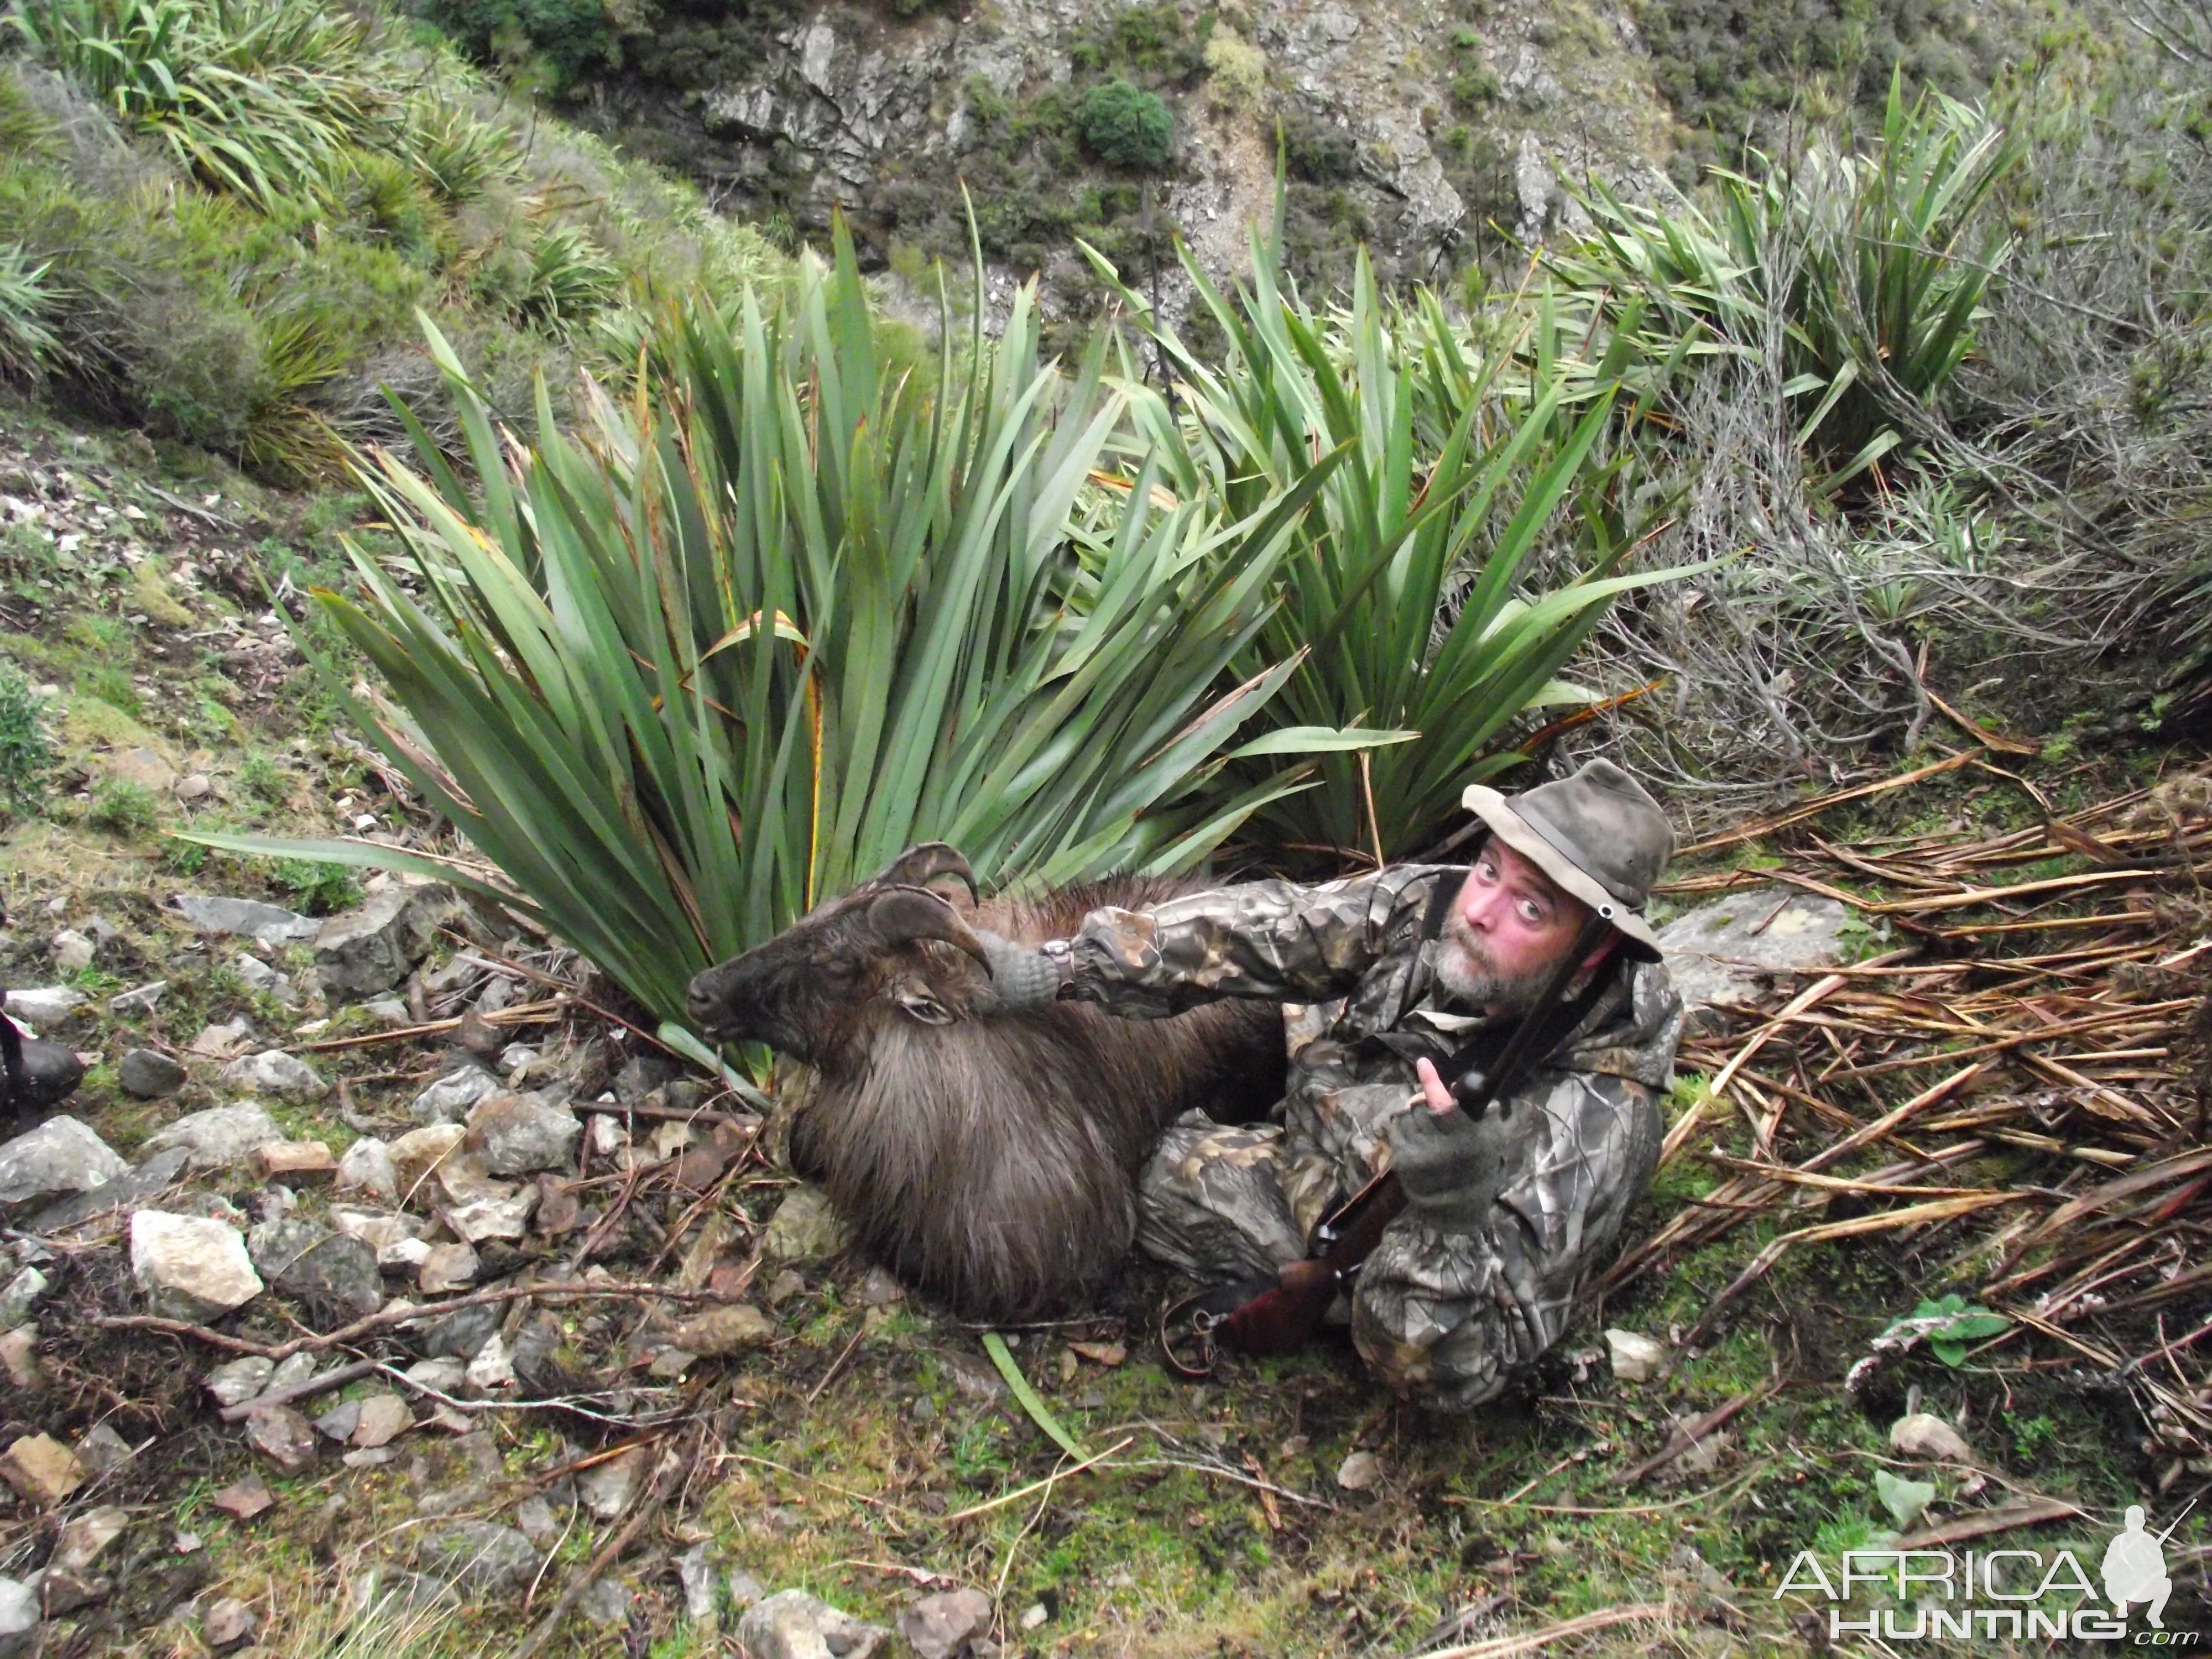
[686, 844, 1285, 1322]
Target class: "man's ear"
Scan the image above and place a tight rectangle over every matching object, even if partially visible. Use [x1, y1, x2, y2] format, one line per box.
[1579, 931, 1621, 975]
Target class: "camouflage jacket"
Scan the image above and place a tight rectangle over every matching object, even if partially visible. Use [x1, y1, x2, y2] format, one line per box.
[1061, 862, 1684, 1291]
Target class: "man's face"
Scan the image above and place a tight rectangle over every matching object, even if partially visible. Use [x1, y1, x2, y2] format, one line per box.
[1435, 840, 1593, 1013]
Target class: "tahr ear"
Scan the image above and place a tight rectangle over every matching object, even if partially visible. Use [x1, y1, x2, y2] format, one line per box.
[890, 979, 957, 1026]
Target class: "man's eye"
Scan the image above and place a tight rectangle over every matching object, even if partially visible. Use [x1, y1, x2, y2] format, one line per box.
[1519, 901, 1543, 924]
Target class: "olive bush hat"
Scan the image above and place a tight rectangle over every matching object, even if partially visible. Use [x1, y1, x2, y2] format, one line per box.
[1461, 759, 1675, 958]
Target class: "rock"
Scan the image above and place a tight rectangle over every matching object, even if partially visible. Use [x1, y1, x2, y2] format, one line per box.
[28, 1144, 187, 1231]
[335, 1138, 398, 1202]
[204, 1356, 276, 1407]
[107, 979, 168, 1015]
[425, 1522, 538, 1593]
[314, 883, 457, 997]
[534, 1175, 581, 1235]
[49, 929, 93, 972]
[314, 1399, 361, 1442]
[232, 952, 279, 994]
[761, 1185, 853, 1262]
[855, 1266, 904, 1306]
[900, 1588, 993, 1659]
[1657, 888, 1855, 1027]
[578, 1446, 647, 1519]
[464, 1092, 580, 1177]
[513, 1495, 560, 1547]
[2, 1433, 85, 1505]
[407, 1063, 500, 1128]
[118, 1047, 187, 1098]
[71, 1424, 132, 1475]
[0, 1576, 36, 1659]
[441, 1188, 536, 1244]
[678, 1541, 717, 1624]
[175, 772, 211, 801]
[1889, 1412, 1976, 1464]
[174, 895, 320, 946]
[467, 1336, 513, 1398]
[3, 986, 84, 1025]
[142, 1102, 283, 1172]
[243, 1405, 317, 1473]
[131, 1211, 262, 1320]
[388, 1124, 468, 1200]
[352, 1394, 413, 1449]
[404, 1357, 467, 1395]
[202, 1595, 257, 1649]
[52, 1506, 126, 1574]
[578, 1578, 633, 1627]
[736, 1589, 892, 1659]
[254, 1140, 336, 1182]
[220, 1050, 327, 1101]
[614, 1055, 680, 1104]
[331, 1205, 421, 1254]
[417, 1241, 479, 1294]
[453, 1008, 503, 1060]
[365, 997, 410, 1027]
[667, 1303, 774, 1357]
[1605, 1328, 1667, 1384]
[248, 1220, 382, 1319]
[1019, 1602, 1048, 1631]
[498, 1044, 539, 1078]
[41, 1567, 111, 1616]
[0, 1267, 46, 1331]
[1335, 1451, 1383, 1492]
[419, 1302, 499, 1361]
[265, 1351, 318, 1396]
[211, 1478, 273, 1521]
[0, 1115, 127, 1212]
[0, 1328, 36, 1391]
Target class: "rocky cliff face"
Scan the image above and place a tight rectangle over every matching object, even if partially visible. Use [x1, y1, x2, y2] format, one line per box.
[580, 0, 1678, 322]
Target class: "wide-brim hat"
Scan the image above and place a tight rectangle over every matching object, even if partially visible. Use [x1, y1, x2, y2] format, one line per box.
[1460, 759, 1674, 959]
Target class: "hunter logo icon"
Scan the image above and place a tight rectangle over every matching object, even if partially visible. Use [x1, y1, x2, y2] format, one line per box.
[2104, 1503, 2187, 1629]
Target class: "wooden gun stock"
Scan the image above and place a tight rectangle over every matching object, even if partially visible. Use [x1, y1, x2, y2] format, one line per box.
[1222, 1174, 1407, 1356]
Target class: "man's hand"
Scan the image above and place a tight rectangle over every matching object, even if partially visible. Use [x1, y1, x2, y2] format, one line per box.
[1387, 1057, 1519, 1230]
[969, 930, 1071, 1014]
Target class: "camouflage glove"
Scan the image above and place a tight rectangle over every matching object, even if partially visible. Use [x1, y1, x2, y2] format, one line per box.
[969, 931, 1071, 1015]
[1385, 1082, 1519, 1232]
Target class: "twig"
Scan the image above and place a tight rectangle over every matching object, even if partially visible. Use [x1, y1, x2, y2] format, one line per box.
[940, 1437, 1136, 1524]
[1620, 1384, 1779, 1485]
[217, 1358, 380, 1422]
[90, 1279, 748, 1361]
[1410, 1600, 1673, 1659]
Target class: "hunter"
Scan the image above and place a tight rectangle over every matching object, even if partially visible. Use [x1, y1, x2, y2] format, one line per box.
[978, 759, 1684, 1410]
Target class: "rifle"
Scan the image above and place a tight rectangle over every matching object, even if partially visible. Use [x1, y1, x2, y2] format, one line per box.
[1198, 909, 1615, 1362]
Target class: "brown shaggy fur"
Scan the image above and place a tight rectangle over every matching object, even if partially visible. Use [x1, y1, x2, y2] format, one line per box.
[687, 851, 1285, 1321]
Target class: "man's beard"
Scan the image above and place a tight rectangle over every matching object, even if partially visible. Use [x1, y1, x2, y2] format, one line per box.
[1434, 912, 1557, 1014]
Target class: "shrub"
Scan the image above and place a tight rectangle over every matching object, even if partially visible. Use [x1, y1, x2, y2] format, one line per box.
[0, 242, 56, 378]
[9, 0, 404, 212]
[1078, 80, 1173, 172]
[422, 0, 612, 90]
[1089, 231, 1695, 861]
[88, 776, 157, 832]
[1202, 30, 1265, 114]
[0, 661, 53, 819]
[197, 222, 1347, 1031]
[275, 855, 357, 912]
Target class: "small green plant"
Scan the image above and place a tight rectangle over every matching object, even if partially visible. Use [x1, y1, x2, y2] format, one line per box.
[0, 660, 53, 818]
[0, 241, 55, 379]
[1877, 1293, 2011, 1366]
[239, 752, 288, 802]
[275, 855, 357, 913]
[80, 664, 140, 716]
[1078, 80, 1173, 172]
[88, 776, 158, 833]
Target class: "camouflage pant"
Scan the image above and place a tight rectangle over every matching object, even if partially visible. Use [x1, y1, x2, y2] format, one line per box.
[1136, 1072, 1659, 1412]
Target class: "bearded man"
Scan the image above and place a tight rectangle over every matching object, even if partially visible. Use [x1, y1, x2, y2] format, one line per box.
[978, 759, 1685, 1410]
